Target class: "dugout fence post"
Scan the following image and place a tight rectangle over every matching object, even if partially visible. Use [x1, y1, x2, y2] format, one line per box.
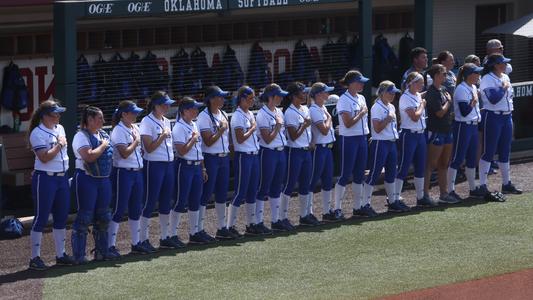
[414, 0, 434, 59]
[359, 0, 373, 100]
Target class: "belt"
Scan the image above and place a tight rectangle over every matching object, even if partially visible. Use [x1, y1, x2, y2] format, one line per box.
[408, 129, 424, 134]
[179, 159, 202, 166]
[463, 121, 479, 125]
[492, 111, 512, 115]
[291, 147, 309, 151]
[40, 171, 66, 177]
[238, 151, 258, 155]
[318, 143, 334, 149]
[206, 153, 229, 158]
[119, 167, 142, 171]
[275, 147, 284, 151]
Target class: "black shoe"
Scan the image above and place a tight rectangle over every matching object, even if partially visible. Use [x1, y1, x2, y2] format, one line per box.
[29, 256, 48, 271]
[189, 232, 209, 245]
[502, 182, 522, 195]
[256, 222, 273, 235]
[308, 213, 321, 225]
[131, 242, 152, 254]
[359, 204, 379, 218]
[107, 246, 121, 259]
[333, 209, 345, 220]
[397, 200, 411, 212]
[271, 220, 288, 232]
[299, 215, 320, 226]
[56, 253, 76, 266]
[245, 224, 263, 236]
[228, 226, 244, 239]
[215, 227, 235, 240]
[281, 218, 295, 231]
[160, 236, 185, 249]
[199, 230, 217, 243]
[142, 239, 158, 253]
[470, 186, 487, 198]
[322, 211, 338, 222]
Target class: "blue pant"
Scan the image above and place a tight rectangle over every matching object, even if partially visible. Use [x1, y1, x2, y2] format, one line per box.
[450, 122, 478, 169]
[257, 147, 287, 200]
[231, 152, 260, 207]
[200, 154, 230, 205]
[283, 148, 312, 196]
[310, 145, 334, 192]
[73, 170, 112, 215]
[481, 110, 513, 163]
[174, 159, 203, 212]
[142, 160, 174, 217]
[366, 140, 398, 185]
[111, 167, 144, 223]
[397, 130, 427, 179]
[31, 171, 70, 232]
[337, 135, 368, 186]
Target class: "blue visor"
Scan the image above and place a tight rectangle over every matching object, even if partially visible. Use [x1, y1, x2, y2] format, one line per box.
[263, 86, 289, 98]
[181, 100, 204, 110]
[152, 95, 175, 106]
[463, 66, 483, 77]
[386, 85, 401, 94]
[123, 103, 143, 114]
[346, 75, 370, 84]
[310, 85, 334, 97]
[41, 105, 66, 116]
[303, 87, 311, 94]
[206, 86, 230, 99]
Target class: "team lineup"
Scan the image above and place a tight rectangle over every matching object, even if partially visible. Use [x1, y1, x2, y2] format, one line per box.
[26, 43, 522, 270]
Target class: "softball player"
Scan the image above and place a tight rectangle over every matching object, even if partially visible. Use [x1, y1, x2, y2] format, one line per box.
[107, 100, 150, 256]
[71, 106, 116, 263]
[280, 82, 318, 228]
[479, 54, 521, 195]
[171, 97, 209, 245]
[447, 63, 485, 199]
[393, 72, 427, 211]
[360, 81, 401, 217]
[197, 86, 234, 241]
[333, 70, 369, 219]
[423, 64, 454, 204]
[308, 84, 340, 222]
[139, 91, 176, 252]
[28, 100, 74, 270]
[255, 83, 289, 234]
[227, 86, 260, 236]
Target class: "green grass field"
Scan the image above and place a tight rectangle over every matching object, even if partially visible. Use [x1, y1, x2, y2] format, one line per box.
[43, 194, 533, 300]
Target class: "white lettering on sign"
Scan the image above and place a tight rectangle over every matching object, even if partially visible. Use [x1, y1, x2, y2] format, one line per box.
[238, 0, 289, 8]
[164, 0, 223, 12]
[88, 3, 114, 15]
[299, 0, 320, 3]
[127, 2, 153, 13]
[514, 84, 533, 98]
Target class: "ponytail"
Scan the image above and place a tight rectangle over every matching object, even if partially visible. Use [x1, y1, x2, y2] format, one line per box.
[456, 65, 466, 85]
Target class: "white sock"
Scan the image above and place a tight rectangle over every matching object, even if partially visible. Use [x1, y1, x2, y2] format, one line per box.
[307, 193, 314, 215]
[128, 219, 140, 245]
[334, 184, 346, 210]
[465, 167, 476, 191]
[30, 231, 42, 258]
[52, 228, 66, 257]
[447, 167, 458, 193]
[198, 205, 206, 232]
[280, 194, 290, 220]
[384, 182, 395, 203]
[159, 214, 170, 239]
[227, 204, 239, 228]
[363, 183, 373, 207]
[169, 210, 181, 237]
[188, 210, 200, 235]
[107, 221, 119, 247]
[256, 200, 265, 224]
[140, 216, 150, 241]
[246, 202, 256, 225]
[498, 162, 510, 185]
[394, 179, 404, 202]
[299, 194, 307, 217]
[352, 183, 363, 210]
[479, 159, 491, 186]
[270, 197, 281, 222]
[414, 177, 424, 200]
[215, 203, 227, 230]
[322, 190, 331, 213]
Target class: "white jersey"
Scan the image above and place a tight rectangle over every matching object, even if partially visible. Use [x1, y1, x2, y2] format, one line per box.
[284, 104, 312, 148]
[337, 91, 369, 136]
[231, 107, 259, 153]
[72, 130, 108, 171]
[453, 82, 481, 122]
[480, 72, 513, 112]
[256, 106, 287, 149]
[110, 121, 143, 169]
[309, 103, 335, 145]
[172, 119, 203, 161]
[29, 124, 69, 173]
[399, 91, 426, 131]
[139, 113, 174, 162]
[197, 109, 230, 154]
[370, 100, 398, 140]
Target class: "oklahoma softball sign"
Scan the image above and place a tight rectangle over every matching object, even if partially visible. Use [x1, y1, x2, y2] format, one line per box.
[83, 0, 354, 17]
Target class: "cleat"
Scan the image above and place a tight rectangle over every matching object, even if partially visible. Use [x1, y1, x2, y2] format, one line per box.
[107, 246, 121, 259]
[439, 193, 460, 204]
[245, 224, 263, 236]
[256, 222, 273, 235]
[188, 232, 209, 245]
[469, 186, 487, 198]
[131, 242, 151, 254]
[56, 253, 76, 266]
[198, 230, 217, 243]
[271, 220, 288, 232]
[228, 226, 243, 239]
[29, 256, 48, 271]
[417, 195, 438, 207]
[502, 182, 522, 195]
[359, 204, 379, 218]
[141, 239, 158, 253]
[281, 219, 295, 231]
[333, 209, 345, 220]
[215, 227, 235, 240]
[322, 211, 339, 222]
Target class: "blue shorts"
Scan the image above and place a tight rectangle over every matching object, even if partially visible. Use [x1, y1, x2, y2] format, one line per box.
[426, 131, 453, 146]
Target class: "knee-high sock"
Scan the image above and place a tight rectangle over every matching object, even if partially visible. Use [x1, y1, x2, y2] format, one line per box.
[52, 228, 66, 257]
[322, 190, 331, 213]
[306, 193, 314, 215]
[363, 183, 373, 207]
[246, 202, 256, 225]
[384, 182, 395, 204]
[280, 194, 290, 220]
[414, 177, 424, 200]
[197, 205, 206, 232]
[479, 159, 491, 186]
[107, 221, 119, 247]
[215, 203, 226, 230]
[334, 184, 346, 210]
[169, 210, 181, 237]
[128, 219, 140, 245]
[352, 183, 362, 210]
[227, 204, 239, 228]
[188, 210, 199, 235]
[465, 167, 476, 191]
[299, 194, 307, 217]
[255, 200, 265, 224]
[270, 197, 281, 223]
[394, 179, 404, 202]
[498, 162, 510, 185]
[159, 213, 169, 239]
[447, 167, 457, 193]
[30, 231, 42, 259]
[140, 216, 150, 241]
